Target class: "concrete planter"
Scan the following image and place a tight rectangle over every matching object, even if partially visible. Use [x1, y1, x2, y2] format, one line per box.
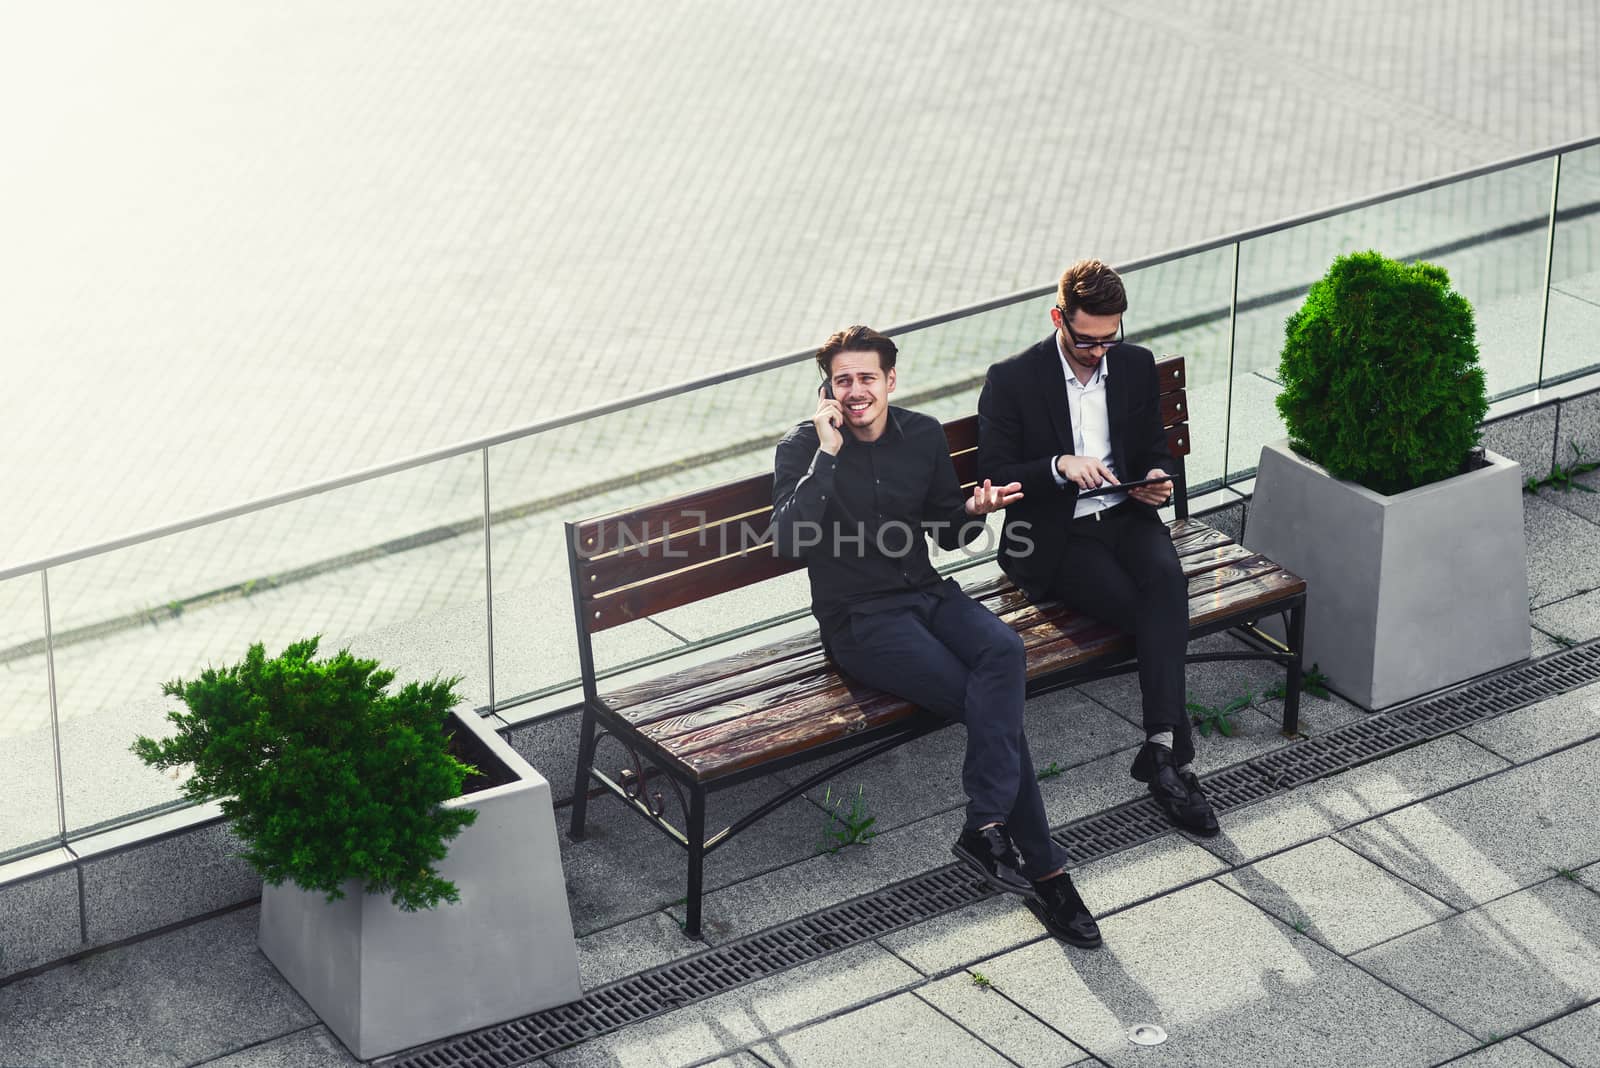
[1245, 439, 1530, 710]
[258, 707, 581, 1060]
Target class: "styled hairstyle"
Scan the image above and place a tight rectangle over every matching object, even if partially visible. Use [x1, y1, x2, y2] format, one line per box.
[815, 325, 898, 377]
[1057, 259, 1128, 318]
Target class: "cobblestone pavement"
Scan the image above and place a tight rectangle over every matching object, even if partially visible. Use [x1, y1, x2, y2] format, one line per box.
[3, 2, 1600, 850]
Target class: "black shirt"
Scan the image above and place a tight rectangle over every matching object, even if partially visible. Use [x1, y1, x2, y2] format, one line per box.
[772, 406, 987, 638]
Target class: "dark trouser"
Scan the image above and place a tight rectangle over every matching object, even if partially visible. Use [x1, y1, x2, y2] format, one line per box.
[825, 582, 1067, 880]
[1044, 503, 1195, 772]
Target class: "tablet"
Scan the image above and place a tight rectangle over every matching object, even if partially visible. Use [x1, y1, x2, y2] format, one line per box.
[1076, 474, 1172, 498]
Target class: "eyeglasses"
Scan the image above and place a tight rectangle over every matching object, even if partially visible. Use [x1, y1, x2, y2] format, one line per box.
[1058, 310, 1124, 351]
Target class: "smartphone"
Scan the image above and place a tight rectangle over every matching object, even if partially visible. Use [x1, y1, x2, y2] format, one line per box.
[817, 378, 842, 430]
[1077, 474, 1172, 498]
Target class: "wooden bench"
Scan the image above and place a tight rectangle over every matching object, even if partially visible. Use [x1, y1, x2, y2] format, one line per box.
[565, 356, 1306, 937]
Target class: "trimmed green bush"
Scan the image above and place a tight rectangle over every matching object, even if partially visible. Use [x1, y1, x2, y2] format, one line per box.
[1276, 250, 1487, 495]
[132, 637, 478, 911]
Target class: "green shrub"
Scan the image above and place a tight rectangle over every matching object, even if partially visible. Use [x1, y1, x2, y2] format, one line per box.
[1276, 251, 1487, 495]
[132, 637, 478, 911]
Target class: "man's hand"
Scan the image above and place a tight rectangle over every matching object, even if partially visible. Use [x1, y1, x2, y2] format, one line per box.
[1056, 454, 1118, 491]
[965, 478, 1024, 515]
[1128, 468, 1173, 506]
[814, 396, 845, 455]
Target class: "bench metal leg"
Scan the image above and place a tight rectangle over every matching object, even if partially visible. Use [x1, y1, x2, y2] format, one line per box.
[1281, 602, 1306, 737]
[569, 703, 599, 840]
[685, 785, 707, 939]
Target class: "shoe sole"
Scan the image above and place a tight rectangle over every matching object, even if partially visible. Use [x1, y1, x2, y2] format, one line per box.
[1025, 897, 1103, 948]
[950, 843, 1038, 899]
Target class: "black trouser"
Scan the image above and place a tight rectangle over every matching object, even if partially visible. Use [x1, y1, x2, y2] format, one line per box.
[826, 582, 1067, 880]
[1044, 503, 1195, 772]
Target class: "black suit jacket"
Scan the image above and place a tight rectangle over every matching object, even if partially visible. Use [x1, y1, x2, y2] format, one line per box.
[977, 335, 1176, 600]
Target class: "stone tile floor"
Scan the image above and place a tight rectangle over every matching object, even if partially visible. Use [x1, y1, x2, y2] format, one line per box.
[6, 485, 1600, 1066]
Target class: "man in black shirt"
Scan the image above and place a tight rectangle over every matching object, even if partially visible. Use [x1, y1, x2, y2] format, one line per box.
[773, 325, 1101, 948]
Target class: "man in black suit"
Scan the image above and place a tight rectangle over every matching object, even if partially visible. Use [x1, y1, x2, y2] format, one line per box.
[773, 325, 1102, 947]
[977, 260, 1218, 837]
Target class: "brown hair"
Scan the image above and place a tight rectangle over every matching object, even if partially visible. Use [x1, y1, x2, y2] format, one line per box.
[1057, 259, 1128, 318]
[815, 324, 898, 377]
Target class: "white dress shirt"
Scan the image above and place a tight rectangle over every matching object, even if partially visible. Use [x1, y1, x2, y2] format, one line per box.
[1052, 333, 1125, 517]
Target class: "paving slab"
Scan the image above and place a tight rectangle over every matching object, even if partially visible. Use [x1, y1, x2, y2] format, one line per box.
[1529, 627, 1567, 657]
[774, 686, 1145, 836]
[1074, 835, 1227, 916]
[543, 943, 919, 1068]
[975, 880, 1475, 1068]
[1463, 679, 1600, 762]
[668, 807, 968, 944]
[1253, 688, 1369, 738]
[1076, 633, 1289, 734]
[1532, 587, 1600, 646]
[194, 1026, 363, 1067]
[1037, 746, 1148, 828]
[561, 775, 827, 936]
[0, 907, 315, 1068]
[1200, 733, 1508, 865]
[1217, 838, 1455, 955]
[747, 990, 1014, 1068]
[575, 911, 696, 991]
[1524, 495, 1600, 608]
[877, 894, 1048, 978]
[1533, 465, 1600, 526]
[0, 861, 82, 978]
[916, 972, 1092, 1068]
[1439, 1037, 1570, 1067]
[1335, 738, 1600, 910]
[1526, 1002, 1600, 1068]
[1555, 389, 1600, 466]
[1353, 878, 1600, 1041]
[1482, 405, 1559, 484]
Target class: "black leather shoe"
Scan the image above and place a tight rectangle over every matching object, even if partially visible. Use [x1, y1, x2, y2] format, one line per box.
[952, 825, 1034, 897]
[1135, 742, 1219, 837]
[1179, 769, 1220, 837]
[1027, 873, 1102, 948]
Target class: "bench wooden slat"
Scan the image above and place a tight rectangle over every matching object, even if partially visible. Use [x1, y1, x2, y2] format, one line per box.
[575, 474, 774, 557]
[603, 523, 1278, 730]
[601, 629, 825, 713]
[583, 511, 777, 594]
[638, 558, 1296, 777]
[583, 545, 804, 632]
[1156, 358, 1184, 391]
[679, 570, 1302, 781]
[1167, 424, 1191, 457]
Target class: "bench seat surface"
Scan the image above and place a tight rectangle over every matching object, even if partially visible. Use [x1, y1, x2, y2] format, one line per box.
[598, 518, 1304, 783]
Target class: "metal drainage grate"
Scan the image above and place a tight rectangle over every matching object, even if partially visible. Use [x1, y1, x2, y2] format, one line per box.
[383, 638, 1600, 1068]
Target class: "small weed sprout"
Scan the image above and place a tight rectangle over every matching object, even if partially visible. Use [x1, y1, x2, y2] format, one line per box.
[817, 785, 877, 855]
[1524, 443, 1600, 495]
[1036, 761, 1064, 781]
[969, 971, 992, 989]
[1186, 692, 1255, 737]
[1265, 662, 1331, 701]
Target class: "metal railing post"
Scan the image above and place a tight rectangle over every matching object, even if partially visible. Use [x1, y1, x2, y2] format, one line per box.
[1221, 240, 1242, 485]
[1537, 152, 1563, 388]
[41, 569, 68, 842]
[482, 447, 496, 713]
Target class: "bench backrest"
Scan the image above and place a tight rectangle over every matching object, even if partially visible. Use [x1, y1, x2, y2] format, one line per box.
[566, 356, 1189, 693]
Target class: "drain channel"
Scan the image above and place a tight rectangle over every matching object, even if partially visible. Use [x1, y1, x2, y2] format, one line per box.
[382, 639, 1600, 1068]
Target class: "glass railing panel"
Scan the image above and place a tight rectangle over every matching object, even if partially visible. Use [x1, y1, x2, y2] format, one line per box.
[1229, 161, 1553, 480]
[46, 455, 487, 838]
[1543, 144, 1600, 388]
[486, 354, 830, 701]
[0, 574, 59, 859]
[1119, 248, 1237, 492]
